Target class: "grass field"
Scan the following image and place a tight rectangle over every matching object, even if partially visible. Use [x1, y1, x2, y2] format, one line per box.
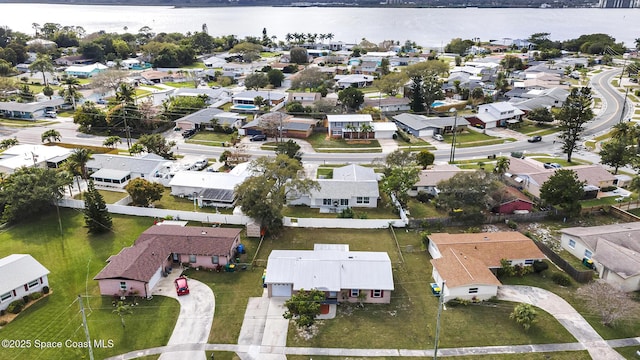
[306, 132, 382, 152]
[187, 131, 237, 146]
[287, 353, 592, 360]
[152, 189, 234, 214]
[0, 210, 179, 359]
[616, 346, 640, 359]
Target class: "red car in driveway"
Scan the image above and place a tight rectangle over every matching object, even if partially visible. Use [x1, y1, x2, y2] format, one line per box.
[174, 276, 190, 296]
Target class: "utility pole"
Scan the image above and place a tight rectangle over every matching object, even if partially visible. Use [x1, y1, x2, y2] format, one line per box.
[449, 109, 458, 163]
[78, 295, 95, 360]
[619, 88, 629, 123]
[122, 101, 131, 151]
[433, 280, 445, 360]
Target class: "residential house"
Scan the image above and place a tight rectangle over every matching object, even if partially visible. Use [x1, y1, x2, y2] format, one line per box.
[490, 186, 535, 214]
[372, 122, 398, 139]
[95, 225, 242, 298]
[363, 97, 411, 112]
[288, 92, 321, 106]
[560, 223, 640, 292]
[334, 74, 374, 89]
[231, 90, 287, 112]
[326, 114, 374, 139]
[504, 158, 616, 199]
[465, 102, 524, 129]
[203, 55, 228, 68]
[55, 55, 93, 66]
[428, 232, 545, 302]
[0, 98, 64, 120]
[264, 244, 394, 303]
[175, 107, 245, 131]
[393, 113, 470, 138]
[508, 87, 569, 112]
[289, 164, 380, 212]
[140, 69, 180, 84]
[26, 38, 57, 50]
[172, 88, 231, 105]
[168, 162, 251, 208]
[0, 254, 50, 311]
[65, 63, 107, 78]
[0, 144, 71, 174]
[410, 164, 474, 197]
[87, 153, 171, 188]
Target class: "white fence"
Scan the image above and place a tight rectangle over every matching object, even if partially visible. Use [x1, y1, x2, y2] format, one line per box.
[58, 200, 407, 229]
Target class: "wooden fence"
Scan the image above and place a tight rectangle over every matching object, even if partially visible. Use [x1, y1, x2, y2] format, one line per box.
[533, 240, 594, 283]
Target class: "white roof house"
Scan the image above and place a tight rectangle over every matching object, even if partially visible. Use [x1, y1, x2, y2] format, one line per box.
[0, 254, 50, 310]
[264, 245, 394, 303]
[87, 153, 170, 187]
[474, 102, 524, 129]
[0, 144, 72, 174]
[334, 74, 374, 89]
[65, 62, 108, 78]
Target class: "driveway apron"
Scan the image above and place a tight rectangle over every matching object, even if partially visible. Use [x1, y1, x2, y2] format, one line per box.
[498, 285, 624, 360]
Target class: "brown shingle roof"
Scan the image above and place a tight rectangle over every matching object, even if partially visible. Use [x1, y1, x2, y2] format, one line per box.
[95, 226, 241, 282]
[431, 249, 501, 288]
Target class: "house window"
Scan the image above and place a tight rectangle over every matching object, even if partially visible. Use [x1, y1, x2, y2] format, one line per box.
[524, 259, 534, 265]
[189, 255, 197, 263]
[28, 280, 39, 289]
[1, 292, 11, 302]
[340, 199, 349, 206]
[356, 197, 370, 204]
[469, 288, 479, 294]
[350, 289, 359, 297]
[568, 239, 576, 249]
[120, 282, 127, 291]
[323, 198, 332, 206]
[212, 255, 219, 264]
[371, 289, 383, 298]
[584, 250, 593, 259]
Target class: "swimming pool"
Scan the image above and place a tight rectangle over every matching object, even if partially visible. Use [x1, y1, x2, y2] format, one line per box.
[231, 104, 259, 111]
[432, 101, 446, 108]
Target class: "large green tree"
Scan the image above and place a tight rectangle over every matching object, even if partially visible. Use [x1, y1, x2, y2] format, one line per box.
[527, 107, 554, 124]
[599, 139, 632, 175]
[235, 155, 318, 233]
[0, 167, 70, 224]
[28, 53, 54, 85]
[436, 171, 498, 223]
[124, 178, 164, 207]
[135, 134, 176, 159]
[74, 102, 108, 133]
[557, 87, 593, 162]
[338, 87, 364, 112]
[283, 288, 325, 330]
[244, 73, 269, 90]
[83, 180, 112, 233]
[540, 169, 585, 217]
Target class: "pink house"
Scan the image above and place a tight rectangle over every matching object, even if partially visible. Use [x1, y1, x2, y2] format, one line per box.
[94, 225, 241, 298]
[264, 244, 394, 304]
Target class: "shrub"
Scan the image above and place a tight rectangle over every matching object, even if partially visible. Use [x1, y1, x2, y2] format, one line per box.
[552, 272, 572, 286]
[7, 300, 24, 314]
[29, 292, 43, 300]
[22, 295, 30, 304]
[532, 260, 549, 273]
[416, 191, 434, 203]
[42, 286, 50, 294]
[599, 185, 617, 192]
[507, 220, 518, 230]
[337, 207, 354, 218]
[510, 151, 524, 159]
[447, 298, 471, 307]
[0, 309, 5, 316]
[0, 320, 7, 326]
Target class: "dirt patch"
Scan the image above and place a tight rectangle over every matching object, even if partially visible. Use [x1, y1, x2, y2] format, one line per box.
[345, 140, 374, 145]
[0, 290, 52, 327]
[293, 320, 323, 341]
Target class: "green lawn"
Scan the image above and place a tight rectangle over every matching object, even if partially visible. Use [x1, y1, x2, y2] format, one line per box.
[305, 132, 381, 152]
[529, 157, 590, 167]
[73, 189, 128, 204]
[284, 229, 575, 349]
[282, 192, 398, 219]
[580, 196, 622, 207]
[163, 81, 196, 88]
[405, 198, 447, 219]
[288, 352, 592, 360]
[0, 210, 179, 359]
[186, 131, 237, 146]
[514, 121, 557, 135]
[317, 168, 333, 179]
[0, 119, 57, 127]
[616, 346, 640, 359]
[445, 129, 513, 148]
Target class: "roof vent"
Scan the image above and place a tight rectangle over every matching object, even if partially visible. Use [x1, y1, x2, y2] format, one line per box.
[201, 231, 207, 235]
[483, 237, 489, 241]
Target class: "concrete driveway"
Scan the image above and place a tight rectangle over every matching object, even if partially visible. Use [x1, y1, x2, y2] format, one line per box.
[498, 285, 625, 360]
[152, 271, 215, 360]
[237, 290, 288, 360]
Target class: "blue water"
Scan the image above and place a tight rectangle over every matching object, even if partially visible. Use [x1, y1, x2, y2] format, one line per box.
[432, 101, 446, 107]
[232, 104, 258, 110]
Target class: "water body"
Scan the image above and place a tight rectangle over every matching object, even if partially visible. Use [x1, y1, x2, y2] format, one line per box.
[2, 4, 639, 48]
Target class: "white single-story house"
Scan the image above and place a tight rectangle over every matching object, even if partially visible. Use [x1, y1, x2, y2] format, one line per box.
[465, 102, 524, 129]
[0, 144, 72, 174]
[264, 244, 394, 304]
[172, 87, 231, 104]
[203, 55, 227, 68]
[26, 38, 57, 49]
[95, 225, 242, 298]
[0, 254, 50, 311]
[334, 74, 375, 89]
[65, 63, 108, 78]
[87, 153, 171, 188]
[289, 164, 380, 212]
[393, 113, 470, 138]
[560, 223, 640, 292]
[363, 97, 411, 112]
[0, 98, 65, 120]
[168, 162, 251, 208]
[175, 107, 245, 131]
[428, 232, 545, 303]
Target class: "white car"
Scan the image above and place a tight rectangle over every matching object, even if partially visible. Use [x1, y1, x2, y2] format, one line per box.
[44, 111, 57, 118]
[432, 134, 444, 141]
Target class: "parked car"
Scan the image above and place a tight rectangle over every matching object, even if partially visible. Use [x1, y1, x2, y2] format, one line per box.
[44, 111, 57, 118]
[174, 276, 189, 296]
[250, 134, 267, 141]
[96, 98, 108, 105]
[182, 129, 197, 138]
[432, 134, 444, 141]
[527, 135, 542, 143]
[543, 162, 562, 169]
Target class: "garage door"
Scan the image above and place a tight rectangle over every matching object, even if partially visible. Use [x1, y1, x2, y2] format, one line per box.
[271, 283, 292, 297]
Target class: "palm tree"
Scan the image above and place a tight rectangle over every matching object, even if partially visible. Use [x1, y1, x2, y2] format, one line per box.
[635, 38, 640, 51]
[115, 83, 136, 104]
[494, 157, 511, 175]
[41, 129, 61, 143]
[360, 123, 373, 139]
[29, 54, 55, 86]
[326, 33, 335, 43]
[344, 123, 356, 139]
[60, 76, 81, 110]
[67, 148, 93, 182]
[285, 33, 292, 44]
[103, 136, 122, 148]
